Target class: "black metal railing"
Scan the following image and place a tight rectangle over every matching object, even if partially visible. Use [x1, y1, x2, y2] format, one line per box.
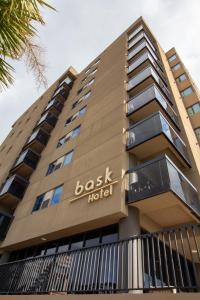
[127, 112, 190, 166]
[127, 84, 179, 127]
[0, 224, 200, 294]
[127, 155, 200, 217]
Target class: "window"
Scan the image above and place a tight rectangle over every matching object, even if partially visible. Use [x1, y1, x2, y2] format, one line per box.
[181, 86, 193, 97]
[46, 150, 74, 175]
[72, 91, 91, 109]
[172, 63, 181, 71]
[195, 128, 200, 140]
[168, 54, 177, 62]
[176, 73, 187, 83]
[187, 103, 200, 117]
[32, 185, 63, 212]
[82, 78, 94, 90]
[57, 125, 81, 148]
[65, 106, 87, 126]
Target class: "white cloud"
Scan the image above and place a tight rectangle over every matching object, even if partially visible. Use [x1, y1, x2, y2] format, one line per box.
[1, 0, 200, 143]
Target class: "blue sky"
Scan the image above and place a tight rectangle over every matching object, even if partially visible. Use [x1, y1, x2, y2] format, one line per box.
[1, 0, 200, 143]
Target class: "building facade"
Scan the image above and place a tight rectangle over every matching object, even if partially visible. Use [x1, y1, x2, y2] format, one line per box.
[0, 17, 200, 295]
[166, 48, 200, 145]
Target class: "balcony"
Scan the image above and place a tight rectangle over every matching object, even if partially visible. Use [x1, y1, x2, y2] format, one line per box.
[128, 31, 156, 52]
[127, 65, 171, 101]
[127, 155, 200, 226]
[23, 128, 49, 153]
[0, 212, 13, 241]
[53, 82, 71, 100]
[128, 39, 159, 64]
[127, 84, 179, 129]
[10, 149, 40, 178]
[0, 175, 28, 209]
[43, 98, 63, 116]
[127, 112, 190, 168]
[34, 111, 57, 133]
[0, 224, 199, 294]
[127, 51, 166, 85]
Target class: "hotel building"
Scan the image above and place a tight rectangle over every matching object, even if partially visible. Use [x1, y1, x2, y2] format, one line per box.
[0, 16, 200, 295]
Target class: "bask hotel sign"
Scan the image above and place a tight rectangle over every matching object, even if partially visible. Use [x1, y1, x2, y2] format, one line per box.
[69, 167, 118, 204]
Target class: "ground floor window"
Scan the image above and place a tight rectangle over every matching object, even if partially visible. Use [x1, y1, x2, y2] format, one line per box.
[8, 224, 118, 262]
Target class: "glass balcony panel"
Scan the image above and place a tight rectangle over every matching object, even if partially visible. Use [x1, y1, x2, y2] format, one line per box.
[128, 31, 156, 52]
[14, 149, 39, 170]
[128, 24, 143, 40]
[127, 112, 190, 164]
[128, 155, 200, 216]
[127, 113, 162, 147]
[128, 66, 171, 99]
[159, 115, 189, 161]
[27, 129, 39, 143]
[0, 175, 27, 199]
[128, 40, 158, 62]
[127, 85, 178, 126]
[128, 52, 165, 83]
[167, 160, 200, 215]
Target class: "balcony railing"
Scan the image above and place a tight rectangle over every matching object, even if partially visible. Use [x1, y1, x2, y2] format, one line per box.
[127, 84, 179, 127]
[128, 24, 143, 41]
[128, 39, 159, 63]
[0, 174, 28, 205]
[127, 66, 171, 100]
[128, 31, 156, 52]
[127, 112, 190, 166]
[44, 98, 63, 114]
[128, 51, 166, 84]
[23, 129, 49, 153]
[36, 112, 57, 128]
[127, 155, 200, 217]
[53, 83, 71, 99]
[10, 149, 40, 178]
[0, 212, 13, 241]
[0, 224, 199, 294]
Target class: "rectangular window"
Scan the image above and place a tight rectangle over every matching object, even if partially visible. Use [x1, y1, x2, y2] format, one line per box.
[57, 126, 81, 148]
[168, 54, 177, 62]
[46, 150, 74, 175]
[65, 106, 87, 126]
[83, 78, 94, 89]
[172, 63, 181, 71]
[195, 128, 200, 140]
[32, 185, 63, 212]
[128, 24, 143, 41]
[187, 103, 200, 117]
[72, 91, 91, 109]
[176, 73, 187, 83]
[181, 86, 193, 97]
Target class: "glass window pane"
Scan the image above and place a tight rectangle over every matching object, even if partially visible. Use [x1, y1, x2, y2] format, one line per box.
[32, 194, 44, 212]
[195, 128, 200, 140]
[172, 63, 181, 71]
[101, 225, 118, 243]
[70, 234, 84, 250]
[187, 107, 194, 117]
[50, 185, 63, 206]
[177, 73, 187, 82]
[193, 103, 200, 114]
[85, 229, 101, 247]
[181, 87, 193, 97]
[79, 106, 87, 116]
[64, 151, 73, 166]
[72, 125, 81, 138]
[168, 54, 177, 62]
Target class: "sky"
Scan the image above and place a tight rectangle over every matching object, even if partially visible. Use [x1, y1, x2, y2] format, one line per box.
[1, 0, 200, 144]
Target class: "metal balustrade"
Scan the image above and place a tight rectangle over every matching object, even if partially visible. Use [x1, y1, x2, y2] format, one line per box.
[0, 224, 199, 294]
